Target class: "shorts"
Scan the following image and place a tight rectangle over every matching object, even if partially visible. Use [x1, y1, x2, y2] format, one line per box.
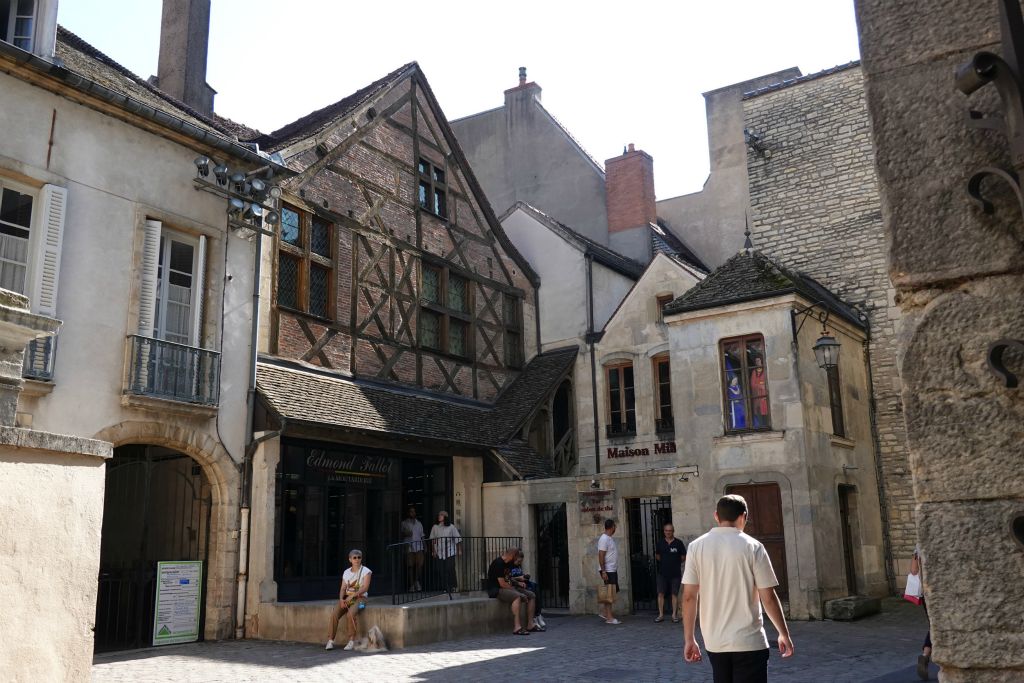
[496, 587, 535, 604]
[656, 574, 681, 595]
[603, 571, 619, 590]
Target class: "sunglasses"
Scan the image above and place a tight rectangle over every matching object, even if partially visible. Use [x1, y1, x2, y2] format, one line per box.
[350, 556, 362, 560]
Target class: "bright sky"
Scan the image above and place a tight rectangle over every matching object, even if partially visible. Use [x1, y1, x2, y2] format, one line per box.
[57, 1, 860, 199]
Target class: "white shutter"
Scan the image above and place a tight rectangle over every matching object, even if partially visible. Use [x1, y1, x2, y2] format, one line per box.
[138, 219, 161, 337]
[190, 234, 207, 348]
[29, 184, 67, 317]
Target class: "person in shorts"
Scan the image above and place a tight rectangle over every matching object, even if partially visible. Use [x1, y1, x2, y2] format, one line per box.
[486, 547, 539, 635]
[597, 518, 621, 625]
[654, 522, 686, 623]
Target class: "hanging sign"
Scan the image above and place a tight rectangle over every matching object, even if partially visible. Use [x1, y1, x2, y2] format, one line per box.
[152, 560, 203, 646]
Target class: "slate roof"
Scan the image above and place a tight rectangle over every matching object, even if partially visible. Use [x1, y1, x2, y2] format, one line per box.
[492, 441, 555, 480]
[651, 221, 709, 273]
[503, 203, 645, 279]
[55, 26, 234, 138]
[256, 346, 577, 475]
[742, 61, 861, 100]
[252, 62, 417, 152]
[663, 249, 864, 328]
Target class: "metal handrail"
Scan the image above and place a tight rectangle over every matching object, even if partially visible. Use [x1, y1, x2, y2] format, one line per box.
[126, 334, 221, 406]
[387, 535, 522, 605]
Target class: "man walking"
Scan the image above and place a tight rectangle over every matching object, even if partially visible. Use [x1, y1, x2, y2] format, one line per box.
[399, 505, 424, 591]
[597, 518, 621, 625]
[654, 522, 686, 623]
[682, 494, 793, 682]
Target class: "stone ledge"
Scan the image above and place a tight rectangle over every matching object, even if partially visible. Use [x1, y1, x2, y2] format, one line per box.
[830, 435, 856, 449]
[712, 430, 786, 446]
[121, 392, 218, 419]
[21, 379, 54, 397]
[823, 595, 881, 621]
[0, 425, 112, 459]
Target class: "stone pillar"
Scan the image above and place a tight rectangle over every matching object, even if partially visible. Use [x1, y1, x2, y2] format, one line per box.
[856, 1, 1024, 679]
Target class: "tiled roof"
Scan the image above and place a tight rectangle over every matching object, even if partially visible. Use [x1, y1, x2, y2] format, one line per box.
[742, 61, 861, 100]
[256, 346, 577, 474]
[492, 441, 555, 480]
[651, 221, 709, 273]
[503, 203, 645, 279]
[55, 26, 234, 137]
[663, 249, 864, 328]
[211, 113, 262, 141]
[252, 63, 417, 152]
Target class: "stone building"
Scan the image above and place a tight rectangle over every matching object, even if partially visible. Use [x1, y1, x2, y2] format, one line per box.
[856, 0, 1024, 678]
[657, 62, 909, 590]
[0, 0, 281, 666]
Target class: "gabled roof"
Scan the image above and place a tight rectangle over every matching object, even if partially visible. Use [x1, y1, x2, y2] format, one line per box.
[651, 220, 709, 273]
[663, 249, 863, 328]
[502, 202, 645, 279]
[256, 346, 577, 462]
[492, 441, 555, 480]
[252, 62, 417, 151]
[600, 251, 704, 334]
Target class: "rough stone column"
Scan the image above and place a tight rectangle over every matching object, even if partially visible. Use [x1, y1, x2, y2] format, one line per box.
[856, 1, 1024, 679]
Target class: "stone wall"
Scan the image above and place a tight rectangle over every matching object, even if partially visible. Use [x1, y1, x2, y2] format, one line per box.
[855, 0, 1024, 678]
[742, 66, 910, 580]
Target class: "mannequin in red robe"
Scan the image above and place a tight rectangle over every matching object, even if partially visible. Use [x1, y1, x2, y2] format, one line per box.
[750, 356, 768, 427]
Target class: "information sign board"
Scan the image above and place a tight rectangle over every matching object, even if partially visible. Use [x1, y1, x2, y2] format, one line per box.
[152, 561, 203, 646]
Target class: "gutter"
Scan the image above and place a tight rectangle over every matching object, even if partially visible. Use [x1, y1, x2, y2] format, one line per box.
[585, 254, 601, 477]
[0, 41, 289, 172]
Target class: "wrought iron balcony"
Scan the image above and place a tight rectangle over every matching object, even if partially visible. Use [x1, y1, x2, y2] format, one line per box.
[656, 416, 675, 434]
[126, 335, 220, 406]
[23, 334, 56, 381]
[605, 422, 636, 439]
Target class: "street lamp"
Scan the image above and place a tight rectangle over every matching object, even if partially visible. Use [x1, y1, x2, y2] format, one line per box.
[812, 333, 841, 370]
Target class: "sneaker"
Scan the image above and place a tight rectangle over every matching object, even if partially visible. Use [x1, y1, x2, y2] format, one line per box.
[536, 615, 546, 628]
[344, 640, 356, 651]
[325, 639, 334, 650]
[917, 654, 930, 680]
[605, 618, 622, 625]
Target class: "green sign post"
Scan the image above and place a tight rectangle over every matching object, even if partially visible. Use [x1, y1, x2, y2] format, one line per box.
[152, 560, 203, 646]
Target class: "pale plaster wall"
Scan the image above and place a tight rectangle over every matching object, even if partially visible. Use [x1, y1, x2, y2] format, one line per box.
[0, 70, 254, 640]
[0, 435, 111, 683]
[591, 265, 638, 332]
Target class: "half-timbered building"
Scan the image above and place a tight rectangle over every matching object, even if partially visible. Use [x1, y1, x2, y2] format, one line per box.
[244, 63, 574, 636]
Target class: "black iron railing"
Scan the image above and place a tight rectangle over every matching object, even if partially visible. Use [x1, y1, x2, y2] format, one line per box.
[655, 416, 675, 434]
[126, 335, 220, 406]
[387, 535, 522, 605]
[606, 423, 636, 438]
[23, 334, 56, 381]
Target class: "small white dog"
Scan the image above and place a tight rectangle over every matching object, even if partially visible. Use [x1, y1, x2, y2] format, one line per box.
[352, 625, 388, 652]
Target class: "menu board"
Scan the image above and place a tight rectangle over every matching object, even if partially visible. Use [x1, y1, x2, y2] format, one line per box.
[152, 561, 203, 646]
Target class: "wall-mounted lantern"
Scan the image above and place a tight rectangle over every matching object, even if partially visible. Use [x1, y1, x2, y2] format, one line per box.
[792, 302, 841, 371]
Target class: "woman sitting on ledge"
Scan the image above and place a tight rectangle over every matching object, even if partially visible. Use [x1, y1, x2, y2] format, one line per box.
[326, 549, 372, 651]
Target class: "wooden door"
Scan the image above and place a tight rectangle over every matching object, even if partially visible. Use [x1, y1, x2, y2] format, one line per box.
[726, 483, 789, 600]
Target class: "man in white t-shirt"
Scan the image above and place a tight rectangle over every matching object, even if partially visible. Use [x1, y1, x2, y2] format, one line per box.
[682, 494, 793, 682]
[597, 518, 621, 625]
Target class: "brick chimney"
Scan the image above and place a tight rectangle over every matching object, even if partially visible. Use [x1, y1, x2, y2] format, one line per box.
[154, 0, 216, 115]
[605, 143, 656, 232]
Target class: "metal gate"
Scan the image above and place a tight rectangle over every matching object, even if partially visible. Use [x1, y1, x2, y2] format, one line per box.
[626, 496, 672, 612]
[534, 503, 570, 609]
[94, 446, 212, 652]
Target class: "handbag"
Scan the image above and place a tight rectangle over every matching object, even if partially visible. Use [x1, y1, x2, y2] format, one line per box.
[597, 581, 617, 605]
[903, 571, 922, 605]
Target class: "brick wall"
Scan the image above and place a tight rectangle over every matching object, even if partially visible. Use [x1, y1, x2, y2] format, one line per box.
[605, 144, 656, 233]
[743, 65, 914, 567]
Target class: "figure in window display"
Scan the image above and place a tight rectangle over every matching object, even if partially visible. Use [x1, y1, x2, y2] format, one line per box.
[727, 375, 746, 429]
[750, 356, 769, 428]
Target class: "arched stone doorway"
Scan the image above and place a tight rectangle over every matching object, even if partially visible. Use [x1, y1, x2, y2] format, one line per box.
[91, 422, 239, 651]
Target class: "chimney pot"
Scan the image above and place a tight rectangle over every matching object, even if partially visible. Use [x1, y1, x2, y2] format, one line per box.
[519, 66, 527, 86]
[627, 143, 635, 153]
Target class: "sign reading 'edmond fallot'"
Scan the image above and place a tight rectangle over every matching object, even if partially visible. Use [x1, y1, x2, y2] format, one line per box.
[605, 441, 677, 459]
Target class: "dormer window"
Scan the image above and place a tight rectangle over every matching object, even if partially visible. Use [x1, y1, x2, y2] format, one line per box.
[2, 0, 35, 51]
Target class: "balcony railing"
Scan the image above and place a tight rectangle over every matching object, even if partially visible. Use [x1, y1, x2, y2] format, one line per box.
[126, 335, 220, 406]
[655, 416, 675, 434]
[23, 334, 56, 381]
[606, 422, 636, 439]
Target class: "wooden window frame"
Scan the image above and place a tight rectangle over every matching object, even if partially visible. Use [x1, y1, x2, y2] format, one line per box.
[605, 361, 636, 438]
[419, 261, 472, 360]
[656, 293, 674, 323]
[417, 157, 448, 220]
[719, 333, 771, 434]
[827, 364, 846, 438]
[277, 202, 334, 321]
[503, 292, 523, 369]
[3, 0, 36, 51]
[653, 353, 673, 434]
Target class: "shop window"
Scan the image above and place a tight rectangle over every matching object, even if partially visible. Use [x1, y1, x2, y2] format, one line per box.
[1, 0, 35, 51]
[277, 204, 334, 319]
[503, 292, 523, 368]
[656, 293, 674, 323]
[653, 354, 673, 433]
[417, 157, 448, 219]
[827, 364, 846, 437]
[605, 362, 636, 437]
[720, 334, 770, 432]
[419, 262, 471, 359]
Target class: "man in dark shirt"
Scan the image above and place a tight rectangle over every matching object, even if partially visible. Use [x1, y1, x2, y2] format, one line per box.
[654, 522, 687, 623]
[487, 547, 538, 635]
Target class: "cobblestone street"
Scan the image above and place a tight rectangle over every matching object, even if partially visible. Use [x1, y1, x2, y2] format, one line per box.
[93, 599, 938, 682]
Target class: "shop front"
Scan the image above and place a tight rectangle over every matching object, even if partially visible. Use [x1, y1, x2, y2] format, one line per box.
[274, 439, 453, 601]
